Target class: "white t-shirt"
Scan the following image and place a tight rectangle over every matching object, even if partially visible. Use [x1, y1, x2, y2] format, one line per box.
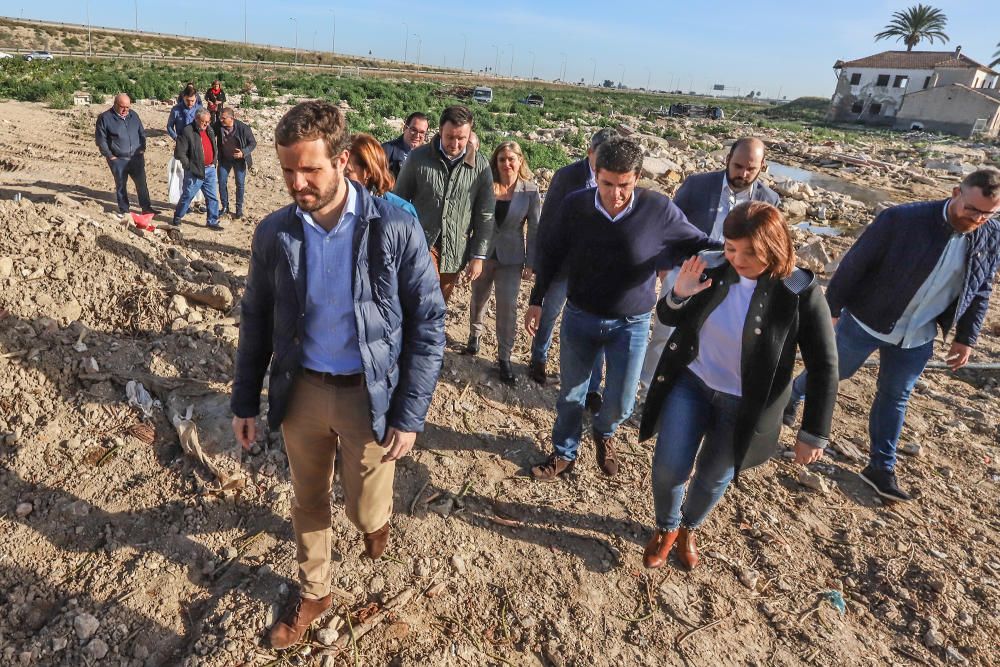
[687, 275, 757, 396]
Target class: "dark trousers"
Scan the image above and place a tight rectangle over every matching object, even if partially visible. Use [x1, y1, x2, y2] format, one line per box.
[108, 154, 152, 213]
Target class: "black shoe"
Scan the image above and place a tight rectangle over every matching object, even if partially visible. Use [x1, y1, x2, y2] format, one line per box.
[169, 218, 181, 227]
[141, 208, 159, 215]
[585, 391, 603, 415]
[859, 466, 913, 502]
[207, 222, 223, 231]
[782, 399, 800, 427]
[463, 334, 480, 356]
[235, 210, 244, 219]
[499, 360, 516, 386]
[528, 359, 548, 385]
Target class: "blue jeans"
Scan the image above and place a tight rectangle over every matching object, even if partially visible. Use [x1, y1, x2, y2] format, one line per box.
[108, 154, 152, 213]
[530, 274, 603, 395]
[551, 302, 649, 461]
[790, 311, 933, 472]
[651, 369, 739, 531]
[218, 161, 246, 213]
[173, 166, 220, 226]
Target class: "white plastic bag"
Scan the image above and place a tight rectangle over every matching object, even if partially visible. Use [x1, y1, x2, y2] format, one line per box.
[167, 157, 204, 206]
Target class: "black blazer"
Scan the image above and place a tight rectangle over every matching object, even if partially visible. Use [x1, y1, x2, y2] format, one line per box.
[533, 158, 590, 268]
[639, 252, 838, 475]
[174, 123, 217, 180]
[218, 119, 257, 170]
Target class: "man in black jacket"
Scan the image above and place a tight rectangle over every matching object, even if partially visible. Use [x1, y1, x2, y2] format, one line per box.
[217, 108, 257, 219]
[381, 111, 428, 177]
[171, 109, 221, 229]
[94, 93, 155, 215]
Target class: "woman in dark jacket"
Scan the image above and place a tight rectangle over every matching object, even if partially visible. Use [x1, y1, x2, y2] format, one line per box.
[640, 202, 838, 570]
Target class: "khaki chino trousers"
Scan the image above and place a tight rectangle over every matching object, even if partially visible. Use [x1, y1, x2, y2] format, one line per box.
[280, 371, 395, 599]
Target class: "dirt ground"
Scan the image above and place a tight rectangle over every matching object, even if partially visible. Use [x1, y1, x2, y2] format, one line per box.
[0, 99, 998, 667]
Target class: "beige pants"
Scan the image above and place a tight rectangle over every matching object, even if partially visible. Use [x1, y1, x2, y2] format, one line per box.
[280, 371, 395, 599]
[469, 259, 523, 362]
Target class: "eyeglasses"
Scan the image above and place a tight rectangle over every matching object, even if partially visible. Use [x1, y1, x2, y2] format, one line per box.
[405, 125, 427, 137]
[961, 203, 1000, 220]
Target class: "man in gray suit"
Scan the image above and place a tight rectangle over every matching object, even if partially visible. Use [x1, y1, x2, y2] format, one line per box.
[636, 137, 780, 402]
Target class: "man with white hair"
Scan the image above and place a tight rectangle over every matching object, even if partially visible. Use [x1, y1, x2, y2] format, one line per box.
[172, 108, 221, 229]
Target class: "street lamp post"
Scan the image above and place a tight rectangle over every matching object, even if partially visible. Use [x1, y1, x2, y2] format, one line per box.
[492, 44, 499, 76]
[413, 34, 421, 65]
[402, 23, 408, 62]
[529, 51, 535, 80]
[243, 0, 247, 49]
[134, 0, 138, 32]
[330, 10, 337, 57]
[461, 34, 467, 71]
[590, 57, 596, 86]
[508, 43, 514, 78]
[85, 0, 92, 57]
[289, 17, 298, 64]
[619, 63, 625, 88]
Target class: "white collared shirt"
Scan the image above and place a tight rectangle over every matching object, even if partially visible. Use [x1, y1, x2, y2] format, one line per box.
[710, 177, 755, 240]
[594, 188, 636, 222]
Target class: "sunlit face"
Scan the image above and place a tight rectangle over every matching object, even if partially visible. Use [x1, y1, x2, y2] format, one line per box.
[194, 115, 210, 131]
[724, 236, 768, 279]
[949, 185, 1000, 234]
[595, 168, 638, 217]
[113, 96, 131, 118]
[344, 153, 371, 186]
[277, 138, 348, 214]
[403, 117, 429, 149]
[495, 149, 521, 180]
[439, 121, 471, 159]
[183, 95, 197, 109]
[726, 144, 765, 191]
[220, 114, 235, 129]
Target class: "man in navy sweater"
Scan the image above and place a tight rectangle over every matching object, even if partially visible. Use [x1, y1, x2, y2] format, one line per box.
[786, 168, 1000, 501]
[525, 138, 716, 480]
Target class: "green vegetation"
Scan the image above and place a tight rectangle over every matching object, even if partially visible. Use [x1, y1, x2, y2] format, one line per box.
[874, 4, 949, 51]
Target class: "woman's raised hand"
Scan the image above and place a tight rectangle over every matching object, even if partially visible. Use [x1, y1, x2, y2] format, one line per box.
[672, 256, 712, 299]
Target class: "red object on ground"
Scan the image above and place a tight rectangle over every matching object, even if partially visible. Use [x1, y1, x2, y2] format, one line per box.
[131, 212, 156, 231]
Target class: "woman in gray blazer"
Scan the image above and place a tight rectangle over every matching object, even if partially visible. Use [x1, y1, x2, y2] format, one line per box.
[465, 140, 540, 385]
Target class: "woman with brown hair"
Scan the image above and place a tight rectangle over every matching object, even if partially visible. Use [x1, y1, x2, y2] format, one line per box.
[465, 140, 540, 385]
[639, 201, 838, 570]
[345, 133, 417, 218]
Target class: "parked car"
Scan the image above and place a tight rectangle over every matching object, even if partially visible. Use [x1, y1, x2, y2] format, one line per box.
[0, 52, 13, 59]
[472, 86, 493, 104]
[518, 93, 544, 108]
[24, 51, 54, 61]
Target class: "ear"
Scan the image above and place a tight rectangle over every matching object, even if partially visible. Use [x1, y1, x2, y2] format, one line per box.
[951, 186, 961, 198]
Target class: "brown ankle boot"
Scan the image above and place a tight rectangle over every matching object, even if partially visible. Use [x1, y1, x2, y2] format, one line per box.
[531, 454, 575, 480]
[363, 522, 390, 559]
[676, 526, 699, 570]
[643, 529, 679, 569]
[268, 593, 332, 649]
[593, 430, 619, 476]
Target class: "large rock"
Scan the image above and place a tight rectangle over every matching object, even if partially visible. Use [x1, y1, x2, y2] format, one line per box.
[782, 199, 809, 220]
[641, 156, 683, 179]
[180, 285, 233, 312]
[73, 613, 100, 640]
[924, 159, 975, 176]
[796, 240, 831, 272]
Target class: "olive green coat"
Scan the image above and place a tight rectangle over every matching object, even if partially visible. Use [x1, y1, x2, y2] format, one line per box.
[393, 138, 495, 274]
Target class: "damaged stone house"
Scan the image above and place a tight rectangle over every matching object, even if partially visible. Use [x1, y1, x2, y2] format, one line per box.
[828, 47, 1000, 137]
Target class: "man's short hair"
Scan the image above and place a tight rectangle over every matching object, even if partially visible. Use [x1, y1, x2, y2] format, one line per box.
[595, 137, 644, 175]
[404, 111, 428, 127]
[194, 108, 211, 120]
[439, 105, 474, 129]
[963, 168, 1000, 198]
[275, 101, 350, 158]
[589, 127, 620, 151]
[182, 83, 197, 98]
[220, 108, 235, 119]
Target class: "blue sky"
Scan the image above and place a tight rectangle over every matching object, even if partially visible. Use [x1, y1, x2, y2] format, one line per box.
[1, 1, 998, 98]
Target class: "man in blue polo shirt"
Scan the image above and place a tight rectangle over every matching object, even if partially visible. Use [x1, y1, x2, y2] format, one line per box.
[785, 168, 1000, 502]
[526, 137, 715, 480]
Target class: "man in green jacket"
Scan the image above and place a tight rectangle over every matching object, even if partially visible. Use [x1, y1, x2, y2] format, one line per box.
[393, 105, 495, 301]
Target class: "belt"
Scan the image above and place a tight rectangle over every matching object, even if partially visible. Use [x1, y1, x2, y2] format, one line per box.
[302, 368, 363, 387]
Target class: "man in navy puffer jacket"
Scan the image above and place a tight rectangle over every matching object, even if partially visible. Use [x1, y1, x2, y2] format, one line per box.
[166, 84, 203, 140]
[786, 168, 1000, 502]
[230, 101, 445, 649]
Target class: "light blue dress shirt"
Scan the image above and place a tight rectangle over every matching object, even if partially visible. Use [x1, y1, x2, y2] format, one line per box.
[594, 188, 637, 222]
[855, 201, 968, 349]
[298, 180, 364, 375]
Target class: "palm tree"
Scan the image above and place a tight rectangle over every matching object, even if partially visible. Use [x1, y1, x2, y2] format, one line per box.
[991, 42, 1000, 69]
[874, 4, 949, 51]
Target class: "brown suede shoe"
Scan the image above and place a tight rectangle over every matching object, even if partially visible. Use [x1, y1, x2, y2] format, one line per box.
[676, 526, 699, 570]
[530, 454, 575, 480]
[593, 430, 619, 476]
[363, 522, 390, 559]
[268, 593, 332, 650]
[643, 529, 679, 569]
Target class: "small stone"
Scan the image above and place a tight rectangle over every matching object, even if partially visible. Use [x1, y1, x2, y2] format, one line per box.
[924, 627, 944, 648]
[945, 647, 969, 664]
[797, 469, 829, 493]
[169, 294, 189, 316]
[0, 256, 13, 278]
[315, 628, 339, 645]
[900, 443, 922, 457]
[73, 612, 100, 640]
[83, 357, 100, 373]
[956, 611, 973, 627]
[18, 651, 33, 665]
[939, 466, 954, 480]
[222, 546, 238, 560]
[84, 638, 109, 660]
[15, 502, 33, 518]
[51, 637, 68, 652]
[370, 574, 385, 594]
[929, 549, 948, 559]
[51, 266, 68, 281]
[450, 554, 467, 575]
[738, 568, 759, 590]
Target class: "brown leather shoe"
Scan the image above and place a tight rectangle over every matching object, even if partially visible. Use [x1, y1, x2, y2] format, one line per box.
[593, 430, 619, 476]
[268, 593, 332, 649]
[643, 529, 679, 569]
[676, 526, 699, 570]
[363, 522, 390, 559]
[530, 454, 575, 480]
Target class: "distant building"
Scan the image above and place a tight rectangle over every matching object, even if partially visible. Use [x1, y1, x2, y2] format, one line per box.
[827, 46, 1000, 137]
[72, 91, 91, 106]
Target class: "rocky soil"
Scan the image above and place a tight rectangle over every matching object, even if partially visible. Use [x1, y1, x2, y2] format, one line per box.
[1, 99, 998, 667]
